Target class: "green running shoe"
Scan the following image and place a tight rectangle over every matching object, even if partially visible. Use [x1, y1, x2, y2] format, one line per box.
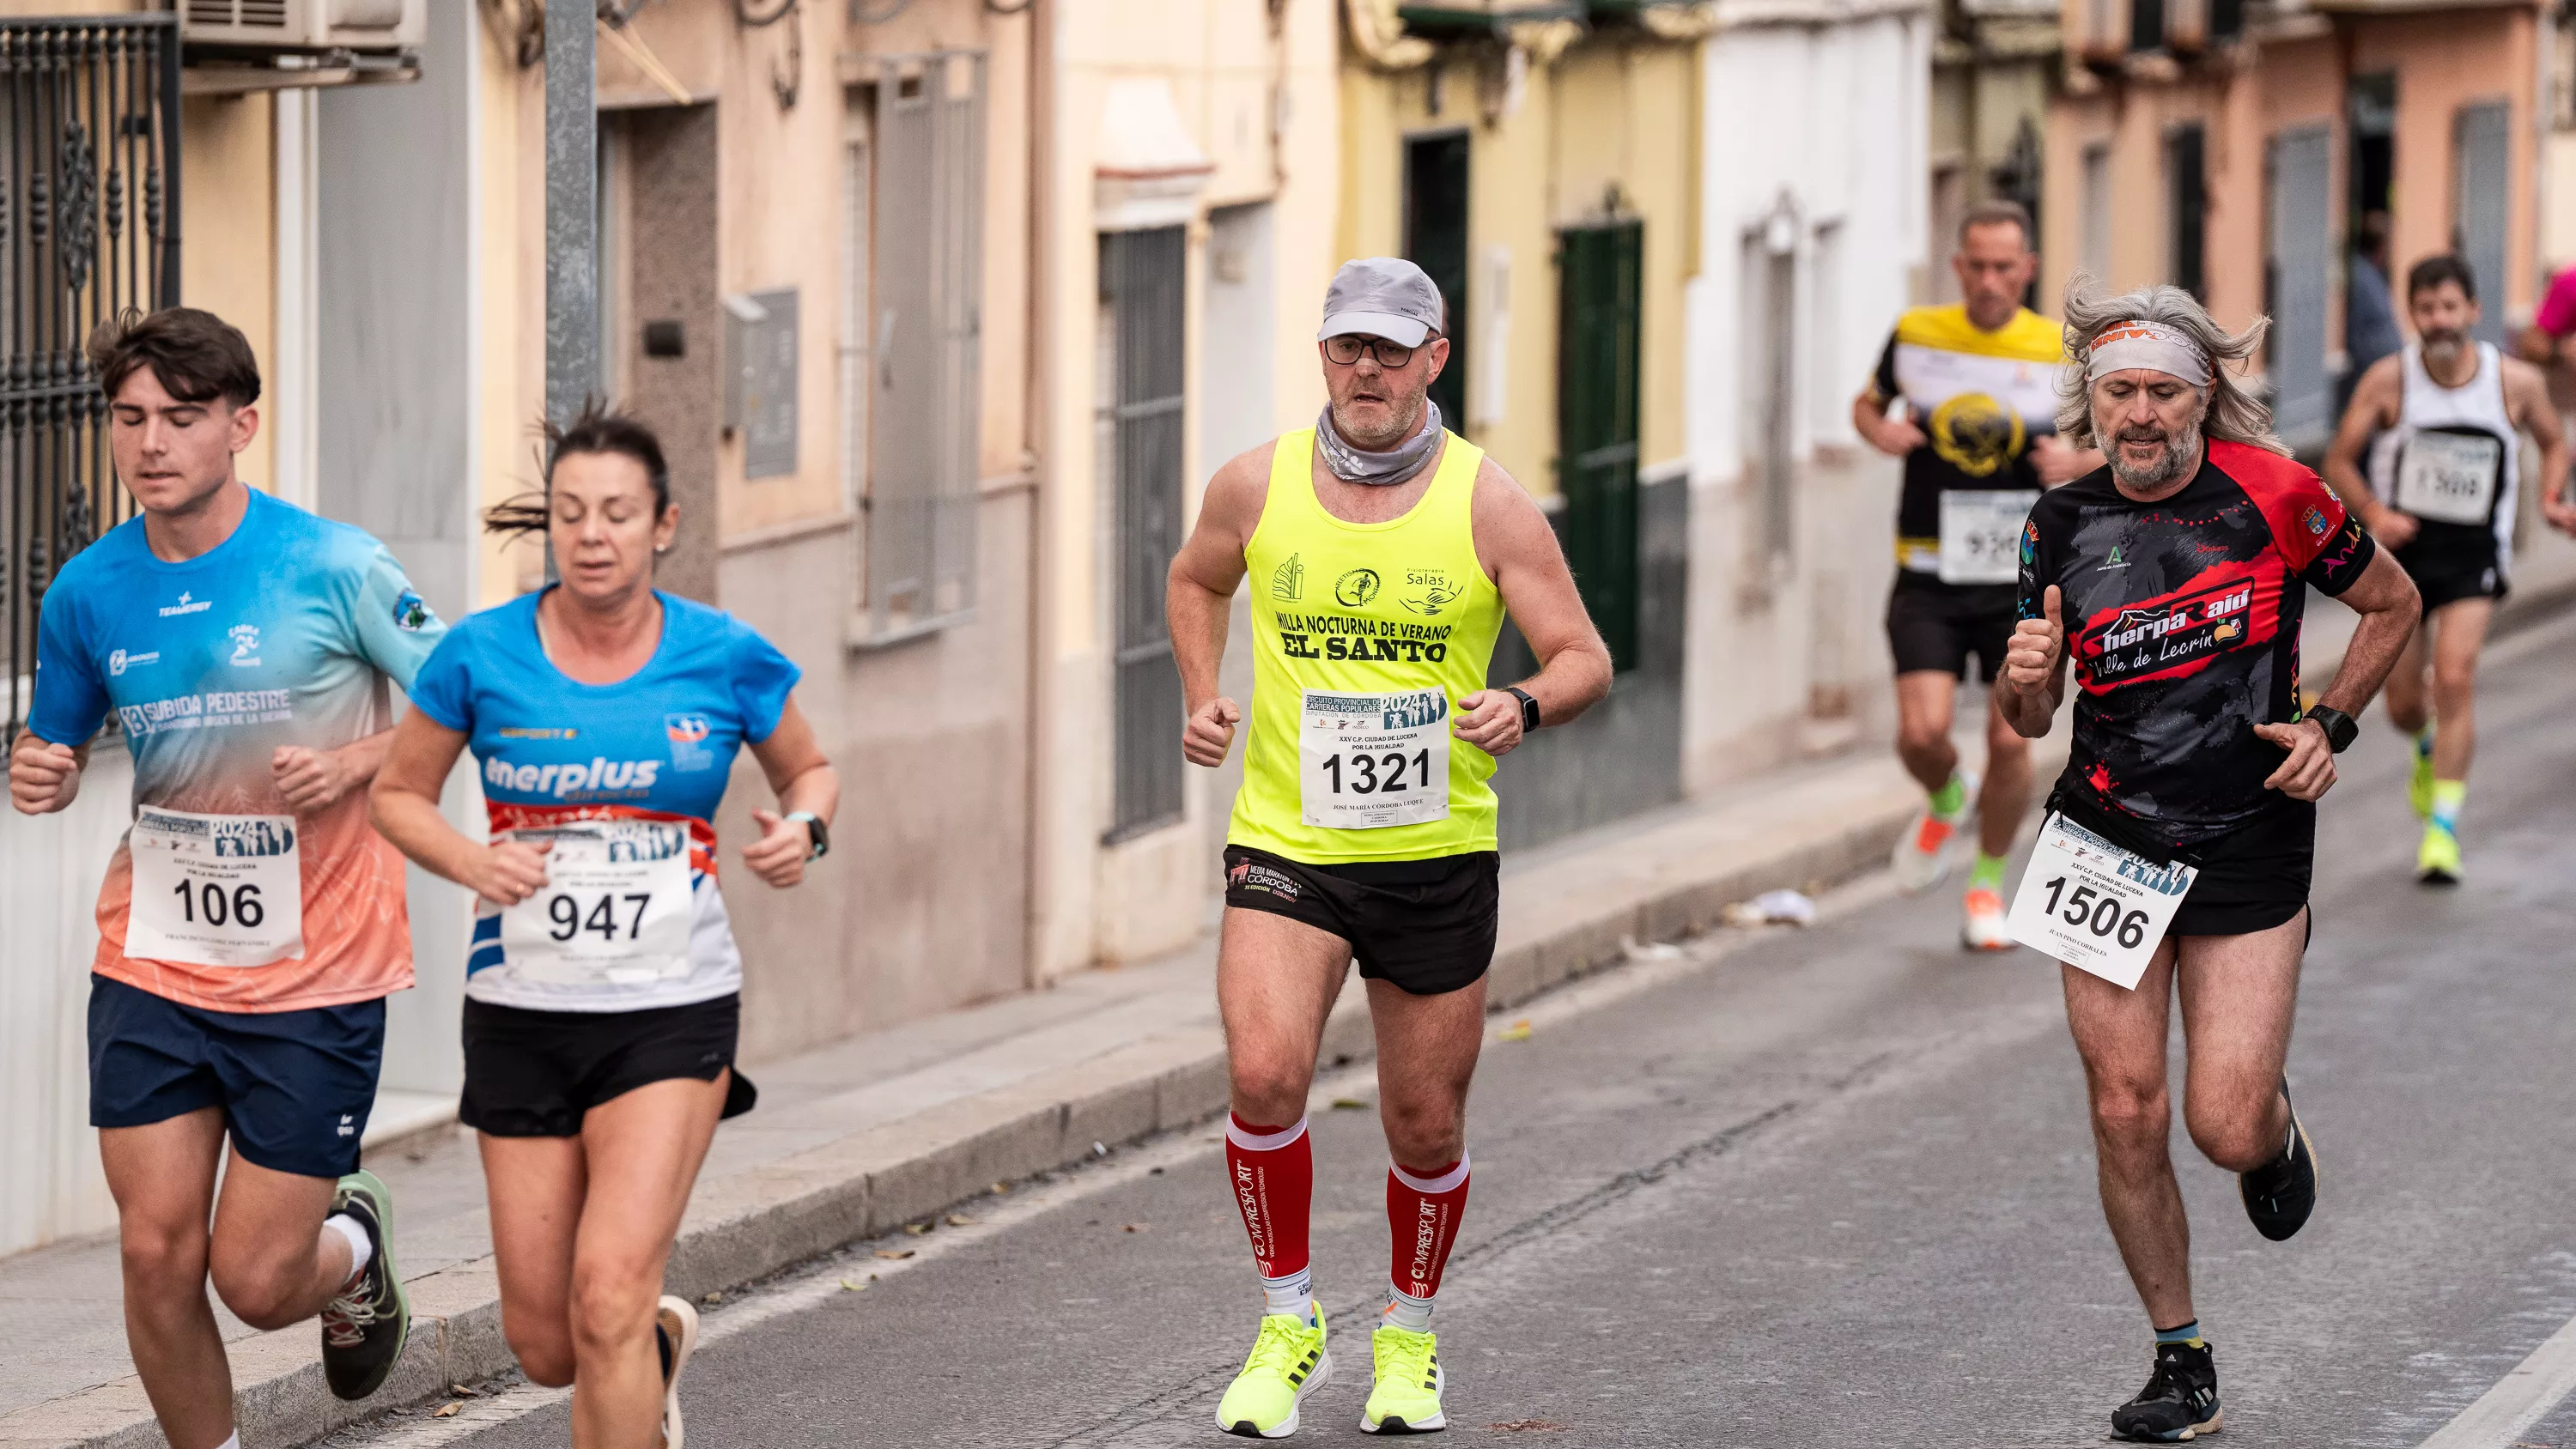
[2409, 749, 2436, 821]
[1360, 1324, 1445, 1434]
[1216, 1307, 1330, 1438]
[320, 1169, 410, 1402]
[2418, 822, 2462, 885]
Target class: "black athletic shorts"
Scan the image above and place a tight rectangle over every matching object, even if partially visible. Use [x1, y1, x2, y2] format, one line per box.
[1886, 574, 2018, 682]
[2394, 533, 2507, 615]
[2167, 801, 2316, 938]
[1222, 846, 1500, 996]
[461, 992, 758, 1138]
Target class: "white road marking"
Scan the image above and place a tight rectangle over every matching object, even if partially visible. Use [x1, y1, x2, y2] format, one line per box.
[2415, 1312, 2576, 1449]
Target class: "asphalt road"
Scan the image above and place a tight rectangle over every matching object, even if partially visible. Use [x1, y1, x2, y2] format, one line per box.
[335, 612, 2576, 1449]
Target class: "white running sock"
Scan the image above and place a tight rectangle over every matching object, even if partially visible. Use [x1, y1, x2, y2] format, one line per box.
[1261, 1268, 1315, 1319]
[324, 1212, 372, 1287]
[1382, 1286, 1435, 1334]
[215, 1434, 242, 1449]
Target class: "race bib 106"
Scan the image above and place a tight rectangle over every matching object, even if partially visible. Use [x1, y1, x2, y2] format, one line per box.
[2006, 812, 2196, 990]
[2394, 430, 2503, 526]
[125, 807, 306, 968]
[1939, 489, 2040, 585]
[1298, 688, 1451, 830]
[500, 821, 696, 986]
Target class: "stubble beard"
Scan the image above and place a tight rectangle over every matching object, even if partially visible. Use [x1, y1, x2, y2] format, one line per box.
[1329, 386, 1425, 452]
[2421, 327, 2470, 373]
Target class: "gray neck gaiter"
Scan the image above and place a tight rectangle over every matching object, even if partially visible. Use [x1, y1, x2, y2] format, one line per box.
[1315, 400, 1443, 486]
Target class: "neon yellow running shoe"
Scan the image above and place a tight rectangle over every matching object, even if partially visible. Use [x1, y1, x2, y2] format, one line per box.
[1361, 1325, 1446, 1434]
[1216, 1307, 1331, 1439]
[2409, 750, 2436, 821]
[2418, 822, 2462, 885]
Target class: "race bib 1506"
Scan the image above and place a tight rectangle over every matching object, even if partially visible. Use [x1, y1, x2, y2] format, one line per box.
[1298, 688, 1451, 830]
[125, 806, 306, 968]
[1939, 489, 2040, 585]
[2006, 812, 2196, 989]
[500, 821, 695, 986]
[2395, 430, 2503, 526]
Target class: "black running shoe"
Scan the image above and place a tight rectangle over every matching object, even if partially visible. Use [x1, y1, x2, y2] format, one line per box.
[320, 1168, 411, 1402]
[2111, 1337, 2223, 1442]
[2239, 1082, 2318, 1242]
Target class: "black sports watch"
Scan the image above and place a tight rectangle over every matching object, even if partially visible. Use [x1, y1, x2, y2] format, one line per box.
[786, 810, 830, 860]
[1504, 686, 1541, 736]
[2304, 706, 2359, 754]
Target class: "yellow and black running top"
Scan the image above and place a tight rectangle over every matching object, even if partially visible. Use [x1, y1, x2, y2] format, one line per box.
[1869, 304, 2068, 579]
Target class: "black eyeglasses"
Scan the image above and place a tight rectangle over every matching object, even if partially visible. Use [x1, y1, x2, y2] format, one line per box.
[1323, 335, 1420, 369]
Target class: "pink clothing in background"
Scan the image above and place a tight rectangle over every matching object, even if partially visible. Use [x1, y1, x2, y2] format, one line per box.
[2536, 266, 2576, 336]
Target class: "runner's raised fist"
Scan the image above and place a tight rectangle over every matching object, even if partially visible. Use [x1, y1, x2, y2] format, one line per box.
[1183, 696, 1242, 768]
[8, 734, 81, 815]
[2003, 585, 2064, 695]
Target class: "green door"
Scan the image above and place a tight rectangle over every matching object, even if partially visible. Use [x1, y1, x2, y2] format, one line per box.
[1558, 221, 1643, 671]
[1403, 133, 1470, 432]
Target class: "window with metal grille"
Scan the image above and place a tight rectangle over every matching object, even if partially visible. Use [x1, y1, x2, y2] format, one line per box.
[1741, 209, 1799, 575]
[3, 17, 180, 741]
[848, 52, 984, 645]
[2453, 101, 2511, 350]
[1102, 225, 1188, 840]
[2167, 124, 2207, 300]
[1403, 132, 1469, 433]
[2267, 124, 2333, 452]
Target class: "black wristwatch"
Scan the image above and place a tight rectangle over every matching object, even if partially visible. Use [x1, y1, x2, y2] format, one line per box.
[1504, 686, 1541, 735]
[2304, 706, 2359, 754]
[787, 810, 830, 859]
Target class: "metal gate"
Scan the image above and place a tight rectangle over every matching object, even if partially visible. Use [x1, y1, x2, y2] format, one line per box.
[2453, 100, 2512, 349]
[2, 15, 180, 737]
[2268, 124, 2333, 453]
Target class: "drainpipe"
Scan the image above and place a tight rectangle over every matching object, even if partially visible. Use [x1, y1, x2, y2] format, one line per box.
[542, 0, 597, 580]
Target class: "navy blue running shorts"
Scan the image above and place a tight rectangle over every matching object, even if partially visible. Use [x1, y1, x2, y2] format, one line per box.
[88, 973, 386, 1179]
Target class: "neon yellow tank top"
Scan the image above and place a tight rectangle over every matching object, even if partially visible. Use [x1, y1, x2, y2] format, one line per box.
[1227, 427, 1504, 864]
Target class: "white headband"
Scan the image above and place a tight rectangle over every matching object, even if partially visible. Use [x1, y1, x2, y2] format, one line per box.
[2085, 319, 2212, 388]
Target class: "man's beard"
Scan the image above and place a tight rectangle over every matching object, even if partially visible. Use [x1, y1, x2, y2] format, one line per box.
[2104, 402, 2208, 492]
[1329, 388, 1425, 450]
[2421, 325, 2470, 370]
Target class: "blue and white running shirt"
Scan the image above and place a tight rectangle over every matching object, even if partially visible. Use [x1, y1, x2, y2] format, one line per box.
[405, 591, 801, 1012]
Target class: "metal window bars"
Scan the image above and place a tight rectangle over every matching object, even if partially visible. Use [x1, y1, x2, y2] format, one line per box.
[2, 15, 179, 742]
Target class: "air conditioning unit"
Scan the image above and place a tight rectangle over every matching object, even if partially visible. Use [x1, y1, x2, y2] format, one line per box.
[181, 0, 424, 52]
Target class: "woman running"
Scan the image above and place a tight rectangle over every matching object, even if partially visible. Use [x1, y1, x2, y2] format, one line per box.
[371, 404, 837, 1448]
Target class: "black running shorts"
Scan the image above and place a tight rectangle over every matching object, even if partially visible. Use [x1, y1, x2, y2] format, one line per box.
[1222, 846, 1499, 996]
[2393, 534, 2506, 615]
[2169, 801, 2315, 938]
[461, 993, 757, 1138]
[1886, 575, 2018, 682]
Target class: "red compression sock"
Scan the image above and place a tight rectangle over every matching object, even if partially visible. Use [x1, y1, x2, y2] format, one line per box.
[1225, 1114, 1314, 1309]
[1385, 1154, 1471, 1325]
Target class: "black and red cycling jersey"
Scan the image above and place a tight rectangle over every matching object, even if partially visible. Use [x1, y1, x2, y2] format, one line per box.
[2016, 440, 2378, 851]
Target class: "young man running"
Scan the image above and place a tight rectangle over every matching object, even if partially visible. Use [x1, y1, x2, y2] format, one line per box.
[2003, 282, 2419, 1442]
[7, 309, 443, 1447]
[2323, 254, 2573, 883]
[1852, 200, 2100, 949]
[1168, 257, 1613, 1437]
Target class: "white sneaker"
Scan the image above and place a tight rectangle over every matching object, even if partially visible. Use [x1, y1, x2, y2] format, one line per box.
[1961, 885, 2013, 950]
[655, 1294, 698, 1448]
[1892, 771, 1977, 895]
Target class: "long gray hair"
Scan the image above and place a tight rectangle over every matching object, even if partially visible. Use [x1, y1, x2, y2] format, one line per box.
[2056, 276, 2289, 456]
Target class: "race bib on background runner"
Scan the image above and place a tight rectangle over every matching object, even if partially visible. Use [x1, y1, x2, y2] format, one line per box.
[125, 807, 306, 967]
[1938, 489, 2040, 585]
[1298, 688, 1451, 830]
[2006, 812, 2196, 989]
[500, 821, 695, 986]
[2394, 431, 2502, 525]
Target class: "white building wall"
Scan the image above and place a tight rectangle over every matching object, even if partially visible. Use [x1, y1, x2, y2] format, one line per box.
[1683, 7, 1932, 793]
[0, 746, 131, 1257]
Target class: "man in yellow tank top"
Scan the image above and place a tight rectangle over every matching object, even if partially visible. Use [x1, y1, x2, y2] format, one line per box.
[1167, 258, 1613, 1438]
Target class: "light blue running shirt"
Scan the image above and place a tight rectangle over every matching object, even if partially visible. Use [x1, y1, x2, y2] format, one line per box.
[405, 590, 800, 1012]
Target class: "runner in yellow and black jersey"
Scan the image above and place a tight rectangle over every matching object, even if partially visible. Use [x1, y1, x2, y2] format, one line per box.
[1850, 199, 2099, 949]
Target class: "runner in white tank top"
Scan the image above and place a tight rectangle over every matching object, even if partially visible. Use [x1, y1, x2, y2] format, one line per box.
[2324, 254, 2571, 883]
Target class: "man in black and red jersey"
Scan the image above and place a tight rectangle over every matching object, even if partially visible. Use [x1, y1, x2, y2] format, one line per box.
[2002, 282, 2420, 1443]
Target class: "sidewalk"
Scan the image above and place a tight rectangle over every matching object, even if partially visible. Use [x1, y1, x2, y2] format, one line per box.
[34, 585, 2485, 1449]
